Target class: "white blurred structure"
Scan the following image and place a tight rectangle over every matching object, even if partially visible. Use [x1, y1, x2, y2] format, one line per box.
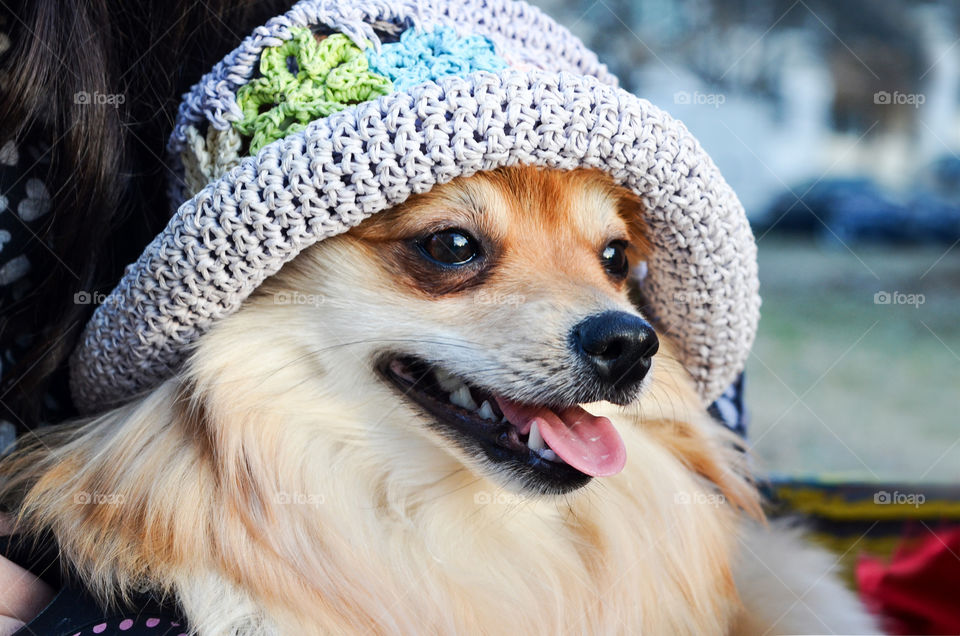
[532, 0, 960, 217]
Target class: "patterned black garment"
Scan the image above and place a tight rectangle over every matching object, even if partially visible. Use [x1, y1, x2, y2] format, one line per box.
[0, 133, 54, 324]
[0, 13, 76, 446]
[0, 132, 69, 446]
[1, 534, 188, 636]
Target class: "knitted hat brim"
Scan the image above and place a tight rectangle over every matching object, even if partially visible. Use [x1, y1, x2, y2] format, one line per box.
[68, 70, 759, 414]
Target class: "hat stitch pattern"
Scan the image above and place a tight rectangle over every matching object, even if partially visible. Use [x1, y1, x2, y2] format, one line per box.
[68, 0, 759, 414]
[235, 30, 392, 154]
[169, 0, 613, 159]
[164, 0, 614, 214]
[70, 70, 758, 413]
[366, 26, 507, 92]
[181, 125, 244, 197]
[233, 25, 508, 155]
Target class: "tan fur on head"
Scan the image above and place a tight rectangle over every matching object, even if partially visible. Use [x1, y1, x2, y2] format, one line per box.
[2, 167, 875, 635]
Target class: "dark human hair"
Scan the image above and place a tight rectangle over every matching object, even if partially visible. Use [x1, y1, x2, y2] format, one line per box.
[0, 0, 295, 427]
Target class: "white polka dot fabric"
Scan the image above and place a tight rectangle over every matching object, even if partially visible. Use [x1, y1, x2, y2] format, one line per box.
[68, 0, 760, 414]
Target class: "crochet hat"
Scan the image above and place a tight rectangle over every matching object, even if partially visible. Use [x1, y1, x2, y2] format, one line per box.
[69, 0, 760, 415]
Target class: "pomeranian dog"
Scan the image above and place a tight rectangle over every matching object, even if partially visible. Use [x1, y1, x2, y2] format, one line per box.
[1, 166, 877, 634]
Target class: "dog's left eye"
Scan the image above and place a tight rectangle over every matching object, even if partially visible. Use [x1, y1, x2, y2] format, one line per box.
[601, 240, 629, 278]
[418, 229, 481, 266]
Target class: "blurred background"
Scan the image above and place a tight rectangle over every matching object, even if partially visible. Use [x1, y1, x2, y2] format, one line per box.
[531, 0, 960, 483]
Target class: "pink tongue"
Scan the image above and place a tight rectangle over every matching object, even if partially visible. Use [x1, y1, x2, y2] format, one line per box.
[494, 399, 626, 477]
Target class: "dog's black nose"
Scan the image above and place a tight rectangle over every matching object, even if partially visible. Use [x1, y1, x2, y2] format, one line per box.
[571, 311, 659, 392]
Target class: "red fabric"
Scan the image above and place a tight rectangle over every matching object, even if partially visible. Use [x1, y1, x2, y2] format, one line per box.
[857, 526, 960, 635]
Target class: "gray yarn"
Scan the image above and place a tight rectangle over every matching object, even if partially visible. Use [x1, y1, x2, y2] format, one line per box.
[166, 0, 615, 213]
[69, 0, 759, 415]
[170, 0, 613, 151]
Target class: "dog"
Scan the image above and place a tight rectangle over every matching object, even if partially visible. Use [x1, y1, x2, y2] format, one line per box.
[1, 166, 878, 634]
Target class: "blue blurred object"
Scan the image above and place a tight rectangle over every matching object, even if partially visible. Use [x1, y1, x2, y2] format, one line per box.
[759, 178, 899, 235]
[758, 177, 960, 245]
[928, 156, 960, 198]
[904, 191, 960, 243]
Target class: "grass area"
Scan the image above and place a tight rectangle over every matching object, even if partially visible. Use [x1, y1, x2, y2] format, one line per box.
[745, 236, 960, 483]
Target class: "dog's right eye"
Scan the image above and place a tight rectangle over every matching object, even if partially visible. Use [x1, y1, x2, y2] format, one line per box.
[418, 229, 481, 266]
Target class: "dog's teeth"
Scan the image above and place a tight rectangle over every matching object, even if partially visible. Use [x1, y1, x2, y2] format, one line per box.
[478, 400, 496, 421]
[528, 421, 546, 452]
[450, 385, 477, 411]
[540, 449, 559, 462]
[435, 368, 463, 393]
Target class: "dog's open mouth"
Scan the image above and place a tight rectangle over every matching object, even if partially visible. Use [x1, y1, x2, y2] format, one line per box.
[379, 356, 626, 494]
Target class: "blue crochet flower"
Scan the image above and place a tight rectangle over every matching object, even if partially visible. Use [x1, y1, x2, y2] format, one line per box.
[366, 26, 507, 92]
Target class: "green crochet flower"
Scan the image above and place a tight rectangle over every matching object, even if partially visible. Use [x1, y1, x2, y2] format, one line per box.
[235, 28, 392, 153]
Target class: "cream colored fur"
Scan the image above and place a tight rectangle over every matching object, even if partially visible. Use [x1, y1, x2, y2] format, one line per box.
[1, 170, 879, 635]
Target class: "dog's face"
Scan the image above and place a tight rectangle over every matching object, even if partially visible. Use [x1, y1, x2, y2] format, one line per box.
[260, 167, 659, 495]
